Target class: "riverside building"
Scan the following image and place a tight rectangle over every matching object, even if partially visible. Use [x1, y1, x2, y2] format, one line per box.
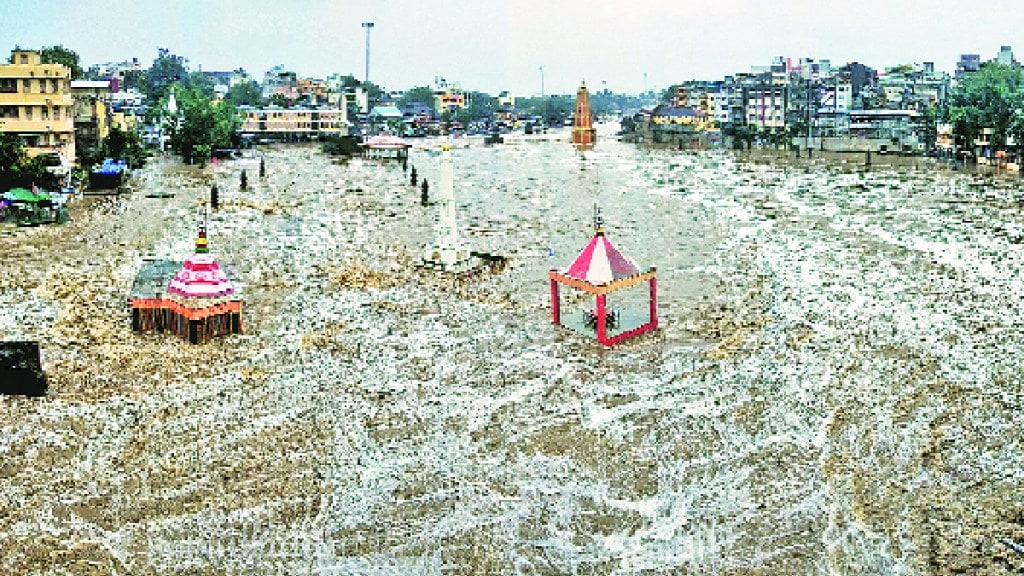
[0, 49, 75, 164]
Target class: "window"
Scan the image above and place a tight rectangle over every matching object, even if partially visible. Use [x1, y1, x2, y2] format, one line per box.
[22, 79, 30, 92]
[25, 106, 32, 120]
[42, 108, 49, 120]
[53, 107, 60, 120]
[19, 54, 27, 64]
[39, 81, 46, 94]
[0, 79, 15, 93]
[51, 79, 58, 92]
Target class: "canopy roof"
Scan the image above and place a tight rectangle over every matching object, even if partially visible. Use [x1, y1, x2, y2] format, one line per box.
[363, 134, 411, 149]
[369, 105, 404, 118]
[3, 188, 50, 202]
[564, 231, 641, 286]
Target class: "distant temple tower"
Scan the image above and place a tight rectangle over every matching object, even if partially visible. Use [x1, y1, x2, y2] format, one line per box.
[422, 145, 469, 268]
[572, 81, 596, 150]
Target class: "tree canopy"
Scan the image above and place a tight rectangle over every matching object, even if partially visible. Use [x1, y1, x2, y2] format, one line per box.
[946, 62, 1024, 150]
[398, 86, 437, 111]
[0, 132, 59, 190]
[40, 45, 83, 79]
[226, 81, 263, 107]
[164, 85, 239, 164]
[142, 48, 189, 103]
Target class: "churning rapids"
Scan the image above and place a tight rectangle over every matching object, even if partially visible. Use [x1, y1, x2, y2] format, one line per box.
[1, 125, 1023, 575]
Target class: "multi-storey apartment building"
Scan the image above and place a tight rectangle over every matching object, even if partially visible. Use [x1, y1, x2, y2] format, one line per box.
[0, 49, 75, 163]
[70, 79, 112, 152]
[743, 85, 787, 129]
[239, 106, 349, 139]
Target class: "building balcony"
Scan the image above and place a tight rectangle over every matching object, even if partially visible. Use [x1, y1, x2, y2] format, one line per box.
[0, 93, 73, 107]
[0, 118, 75, 133]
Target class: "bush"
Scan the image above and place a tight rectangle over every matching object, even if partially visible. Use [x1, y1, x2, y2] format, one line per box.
[321, 135, 361, 156]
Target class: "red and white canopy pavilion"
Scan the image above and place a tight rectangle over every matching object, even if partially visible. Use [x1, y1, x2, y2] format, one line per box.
[361, 133, 411, 160]
[572, 81, 596, 151]
[129, 219, 243, 344]
[549, 212, 657, 346]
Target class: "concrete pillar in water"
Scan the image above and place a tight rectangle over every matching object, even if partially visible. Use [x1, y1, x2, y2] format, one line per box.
[210, 183, 219, 209]
[240, 170, 248, 191]
[259, 157, 266, 178]
[866, 150, 872, 166]
[421, 179, 429, 205]
[410, 166, 418, 186]
[422, 146, 468, 267]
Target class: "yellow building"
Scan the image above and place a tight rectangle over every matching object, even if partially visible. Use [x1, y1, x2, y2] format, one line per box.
[651, 105, 716, 132]
[433, 78, 465, 111]
[0, 49, 75, 163]
[240, 107, 349, 138]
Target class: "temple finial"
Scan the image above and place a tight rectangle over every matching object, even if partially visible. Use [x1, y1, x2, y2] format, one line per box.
[593, 203, 604, 236]
[196, 207, 209, 253]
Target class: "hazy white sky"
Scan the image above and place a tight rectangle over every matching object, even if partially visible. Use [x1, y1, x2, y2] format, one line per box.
[1, 0, 1021, 96]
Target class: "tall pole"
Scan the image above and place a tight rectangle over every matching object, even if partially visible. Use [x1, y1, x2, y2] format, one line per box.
[539, 65, 544, 97]
[361, 22, 374, 83]
[806, 77, 812, 150]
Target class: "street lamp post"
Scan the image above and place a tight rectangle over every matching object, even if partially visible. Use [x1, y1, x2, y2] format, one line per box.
[361, 22, 374, 83]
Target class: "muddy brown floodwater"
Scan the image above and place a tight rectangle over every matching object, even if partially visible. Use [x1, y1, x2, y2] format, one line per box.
[1, 126, 1023, 575]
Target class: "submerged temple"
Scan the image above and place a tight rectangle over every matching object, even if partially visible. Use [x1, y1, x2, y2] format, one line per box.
[572, 81, 596, 151]
[549, 209, 657, 346]
[129, 219, 244, 344]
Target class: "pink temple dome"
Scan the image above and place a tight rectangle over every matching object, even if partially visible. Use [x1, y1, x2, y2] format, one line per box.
[565, 233, 641, 285]
[166, 253, 236, 301]
[363, 134, 411, 149]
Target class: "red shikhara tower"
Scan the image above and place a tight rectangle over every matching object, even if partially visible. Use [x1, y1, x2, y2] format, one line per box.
[572, 81, 596, 150]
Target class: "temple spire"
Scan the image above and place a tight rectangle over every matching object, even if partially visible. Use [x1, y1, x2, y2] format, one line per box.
[572, 80, 596, 150]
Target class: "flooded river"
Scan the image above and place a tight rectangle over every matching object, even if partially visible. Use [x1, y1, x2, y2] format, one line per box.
[1, 126, 1023, 575]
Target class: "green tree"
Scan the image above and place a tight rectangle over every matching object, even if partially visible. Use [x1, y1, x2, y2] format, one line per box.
[104, 124, 147, 168]
[269, 93, 287, 108]
[186, 70, 215, 99]
[661, 84, 680, 104]
[168, 85, 239, 164]
[226, 81, 263, 106]
[40, 45, 83, 79]
[398, 86, 436, 111]
[0, 131, 58, 190]
[362, 81, 385, 103]
[946, 62, 1024, 152]
[142, 48, 188, 103]
[463, 91, 496, 123]
[337, 74, 362, 89]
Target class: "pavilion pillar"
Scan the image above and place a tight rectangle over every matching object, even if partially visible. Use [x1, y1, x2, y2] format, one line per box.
[649, 268, 658, 328]
[550, 273, 560, 325]
[596, 293, 607, 343]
